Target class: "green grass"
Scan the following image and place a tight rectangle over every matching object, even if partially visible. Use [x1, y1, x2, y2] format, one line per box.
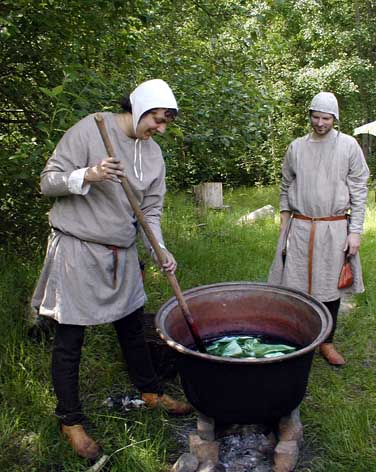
[1, 185, 376, 471]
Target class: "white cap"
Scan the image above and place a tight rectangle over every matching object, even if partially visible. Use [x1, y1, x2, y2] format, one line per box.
[130, 79, 178, 134]
[309, 92, 339, 120]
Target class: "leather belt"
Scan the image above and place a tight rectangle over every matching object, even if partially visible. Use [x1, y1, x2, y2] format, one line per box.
[106, 245, 122, 289]
[292, 214, 347, 294]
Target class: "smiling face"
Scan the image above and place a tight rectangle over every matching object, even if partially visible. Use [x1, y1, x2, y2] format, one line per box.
[135, 108, 175, 140]
[310, 111, 335, 137]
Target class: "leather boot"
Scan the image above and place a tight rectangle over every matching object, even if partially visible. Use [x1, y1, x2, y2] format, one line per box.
[319, 343, 346, 366]
[61, 424, 101, 460]
[141, 393, 193, 415]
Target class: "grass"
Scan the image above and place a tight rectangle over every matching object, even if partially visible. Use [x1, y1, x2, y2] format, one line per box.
[1, 185, 376, 471]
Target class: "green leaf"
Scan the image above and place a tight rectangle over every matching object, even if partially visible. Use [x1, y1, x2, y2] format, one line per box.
[39, 87, 56, 98]
[52, 85, 64, 96]
[207, 336, 296, 359]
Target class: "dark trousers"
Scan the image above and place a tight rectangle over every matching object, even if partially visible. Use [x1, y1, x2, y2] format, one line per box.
[323, 298, 341, 343]
[51, 307, 162, 426]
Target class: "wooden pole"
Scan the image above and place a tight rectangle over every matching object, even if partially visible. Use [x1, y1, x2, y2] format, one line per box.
[94, 113, 206, 353]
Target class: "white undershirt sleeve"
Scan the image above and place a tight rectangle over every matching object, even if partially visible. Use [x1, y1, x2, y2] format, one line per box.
[68, 168, 91, 195]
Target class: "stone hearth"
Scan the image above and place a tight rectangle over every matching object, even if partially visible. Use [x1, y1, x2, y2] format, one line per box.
[171, 408, 303, 472]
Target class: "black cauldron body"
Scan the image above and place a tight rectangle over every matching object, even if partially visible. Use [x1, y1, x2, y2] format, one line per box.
[155, 282, 332, 425]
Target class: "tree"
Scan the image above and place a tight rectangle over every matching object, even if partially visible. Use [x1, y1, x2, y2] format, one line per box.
[1, 0, 376, 253]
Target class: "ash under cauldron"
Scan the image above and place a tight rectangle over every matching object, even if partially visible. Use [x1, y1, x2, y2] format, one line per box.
[170, 407, 305, 471]
[172, 418, 276, 471]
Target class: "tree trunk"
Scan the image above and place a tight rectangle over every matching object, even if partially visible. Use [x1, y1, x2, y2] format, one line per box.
[193, 182, 223, 208]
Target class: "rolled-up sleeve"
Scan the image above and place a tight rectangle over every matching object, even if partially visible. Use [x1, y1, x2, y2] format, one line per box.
[41, 122, 89, 197]
[68, 168, 91, 195]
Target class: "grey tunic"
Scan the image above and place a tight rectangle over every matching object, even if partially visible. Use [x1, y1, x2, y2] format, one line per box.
[268, 129, 369, 302]
[32, 112, 167, 325]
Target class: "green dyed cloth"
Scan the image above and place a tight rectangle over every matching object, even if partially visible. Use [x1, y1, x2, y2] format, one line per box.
[206, 335, 296, 359]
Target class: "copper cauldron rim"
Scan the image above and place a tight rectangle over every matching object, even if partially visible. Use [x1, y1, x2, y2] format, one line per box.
[155, 281, 333, 364]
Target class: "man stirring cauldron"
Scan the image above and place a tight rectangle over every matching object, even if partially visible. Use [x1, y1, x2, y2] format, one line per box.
[32, 79, 192, 461]
[269, 92, 369, 366]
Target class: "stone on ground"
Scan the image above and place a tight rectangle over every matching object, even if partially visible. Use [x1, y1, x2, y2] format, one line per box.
[237, 205, 275, 224]
[171, 452, 199, 472]
[197, 459, 226, 471]
[273, 439, 299, 472]
[189, 433, 219, 464]
[278, 408, 303, 443]
[197, 413, 215, 441]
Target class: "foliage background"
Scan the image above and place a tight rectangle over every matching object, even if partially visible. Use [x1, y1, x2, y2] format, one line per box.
[1, 0, 376, 251]
[1, 2, 376, 470]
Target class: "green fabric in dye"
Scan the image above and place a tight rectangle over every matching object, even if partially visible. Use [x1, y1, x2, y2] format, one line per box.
[206, 335, 296, 359]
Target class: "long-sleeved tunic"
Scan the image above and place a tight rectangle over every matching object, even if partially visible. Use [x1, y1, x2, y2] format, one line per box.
[268, 129, 369, 302]
[32, 112, 167, 325]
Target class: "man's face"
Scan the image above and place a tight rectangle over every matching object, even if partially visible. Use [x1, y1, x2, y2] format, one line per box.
[310, 111, 335, 136]
[136, 108, 174, 140]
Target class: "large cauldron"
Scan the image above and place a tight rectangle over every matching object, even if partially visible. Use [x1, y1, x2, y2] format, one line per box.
[155, 282, 332, 425]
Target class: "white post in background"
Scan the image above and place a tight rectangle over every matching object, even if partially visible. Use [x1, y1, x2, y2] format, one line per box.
[193, 182, 223, 208]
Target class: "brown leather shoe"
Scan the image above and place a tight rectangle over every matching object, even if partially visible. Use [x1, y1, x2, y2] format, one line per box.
[141, 393, 193, 415]
[61, 424, 101, 460]
[319, 343, 346, 366]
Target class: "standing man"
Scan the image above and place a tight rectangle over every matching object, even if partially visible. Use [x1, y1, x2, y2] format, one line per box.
[32, 79, 192, 461]
[269, 92, 369, 366]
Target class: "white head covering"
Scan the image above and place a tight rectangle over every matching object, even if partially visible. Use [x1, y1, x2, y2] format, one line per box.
[309, 92, 339, 120]
[128, 79, 178, 182]
[130, 79, 178, 135]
